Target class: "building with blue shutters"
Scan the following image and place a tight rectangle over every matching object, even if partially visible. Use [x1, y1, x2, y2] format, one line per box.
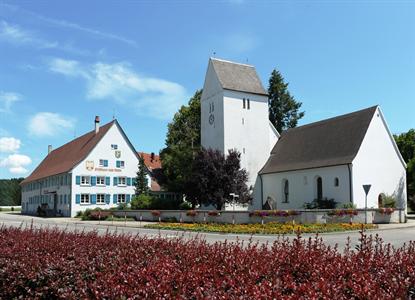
[21, 116, 139, 217]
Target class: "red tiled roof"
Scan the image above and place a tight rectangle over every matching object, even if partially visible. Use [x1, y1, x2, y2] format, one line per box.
[138, 152, 162, 192]
[21, 121, 115, 184]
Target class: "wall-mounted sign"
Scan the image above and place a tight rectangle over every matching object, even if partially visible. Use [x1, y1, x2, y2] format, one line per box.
[94, 167, 122, 172]
[86, 160, 94, 171]
[115, 150, 121, 158]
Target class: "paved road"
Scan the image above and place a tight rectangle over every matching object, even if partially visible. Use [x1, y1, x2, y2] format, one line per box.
[1, 212, 415, 250]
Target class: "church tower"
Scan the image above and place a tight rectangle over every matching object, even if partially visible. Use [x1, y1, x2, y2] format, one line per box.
[201, 58, 279, 204]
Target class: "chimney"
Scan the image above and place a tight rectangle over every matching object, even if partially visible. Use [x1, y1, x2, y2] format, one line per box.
[150, 152, 155, 162]
[95, 116, 100, 134]
[48, 145, 52, 155]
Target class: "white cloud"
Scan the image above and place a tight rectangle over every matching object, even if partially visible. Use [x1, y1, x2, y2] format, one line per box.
[0, 20, 89, 55]
[0, 91, 21, 113]
[0, 153, 31, 174]
[0, 137, 21, 153]
[48, 58, 188, 120]
[1, 4, 138, 48]
[28, 112, 75, 137]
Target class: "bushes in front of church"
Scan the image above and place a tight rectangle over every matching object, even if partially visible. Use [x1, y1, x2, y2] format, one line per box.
[3, 226, 415, 299]
[304, 197, 337, 209]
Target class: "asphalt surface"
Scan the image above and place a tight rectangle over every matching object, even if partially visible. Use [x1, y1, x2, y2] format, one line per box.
[1, 212, 415, 250]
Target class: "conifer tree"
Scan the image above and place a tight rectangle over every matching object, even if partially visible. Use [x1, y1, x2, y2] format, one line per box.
[135, 155, 149, 196]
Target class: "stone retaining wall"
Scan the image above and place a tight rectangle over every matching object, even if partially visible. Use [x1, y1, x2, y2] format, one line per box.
[112, 209, 406, 224]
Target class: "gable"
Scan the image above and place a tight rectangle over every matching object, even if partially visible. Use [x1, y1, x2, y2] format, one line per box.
[260, 106, 378, 174]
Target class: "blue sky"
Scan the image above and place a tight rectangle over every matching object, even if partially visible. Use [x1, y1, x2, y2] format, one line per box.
[0, 1, 414, 179]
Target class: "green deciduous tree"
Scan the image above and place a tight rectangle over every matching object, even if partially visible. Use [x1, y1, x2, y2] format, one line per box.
[268, 69, 304, 133]
[160, 90, 202, 203]
[0, 178, 23, 206]
[394, 129, 415, 210]
[188, 148, 250, 210]
[135, 155, 149, 196]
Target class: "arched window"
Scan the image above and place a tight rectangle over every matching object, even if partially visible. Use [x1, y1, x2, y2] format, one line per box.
[316, 176, 323, 200]
[334, 177, 339, 187]
[282, 179, 289, 203]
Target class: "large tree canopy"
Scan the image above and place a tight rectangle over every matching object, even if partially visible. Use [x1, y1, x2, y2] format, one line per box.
[160, 90, 202, 200]
[394, 129, 415, 209]
[188, 148, 250, 210]
[268, 69, 304, 133]
[0, 178, 23, 206]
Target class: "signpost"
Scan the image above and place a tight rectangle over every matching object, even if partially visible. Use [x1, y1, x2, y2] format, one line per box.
[363, 184, 371, 224]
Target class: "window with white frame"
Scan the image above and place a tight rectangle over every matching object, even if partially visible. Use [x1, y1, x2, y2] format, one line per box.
[97, 176, 105, 185]
[99, 159, 105, 167]
[81, 176, 90, 185]
[97, 194, 105, 204]
[81, 194, 90, 204]
[111, 144, 118, 150]
[117, 194, 126, 203]
[118, 177, 126, 186]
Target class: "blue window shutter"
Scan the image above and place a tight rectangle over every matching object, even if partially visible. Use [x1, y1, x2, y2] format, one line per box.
[91, 176, 96, 186]
[113, 194, 117, 204]
[113, 177, 118, 186]
[104, 160, 108, 167]
[116, 160, 120, 168]
[105, 194, 110, 204]
[126, 194, 131, 203]
[106, 177, 110, 186]
[76, 194, 80, 204]
[76, 176, 80, 185]
[91, 194, 96, 204]
[127, 177, 131, 186]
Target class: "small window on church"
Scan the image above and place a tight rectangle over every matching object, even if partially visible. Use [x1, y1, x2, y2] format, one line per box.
[247, 98, 250, 110]
[243, 98, 246, 109]
[334, 177, 339, 187]
[282, 179, 289, 203]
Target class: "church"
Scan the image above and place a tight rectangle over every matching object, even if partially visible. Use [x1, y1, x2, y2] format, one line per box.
[201, 58, 407, 211]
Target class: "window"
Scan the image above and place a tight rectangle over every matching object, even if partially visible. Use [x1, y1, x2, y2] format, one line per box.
[117, 194, 126, 203]
[81, 194, 90, 204]
[99, 159, 106, 167]
[282, 179, 289, 203]
[97, 194, 106, 204]
[247, 98, 250, 109]
[334, 177, 339, 187]
[81, 176, 90, 185]
[118, 177, 126, 186]
[111, 144, 118, 150]
[116, 160, 125, 168]
[243, 98, 246, 109]
[316, 177, 323, 200]
[96, 176, 105, 185]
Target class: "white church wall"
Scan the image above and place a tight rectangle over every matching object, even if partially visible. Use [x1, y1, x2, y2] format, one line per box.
[71, 123, 138, 217]
[260, 165, 351, 209]
[352, 107, 407, 210]
[201, 60, 225, 152]
[223, 89, 270, 188]
[268, 121, 279, 152]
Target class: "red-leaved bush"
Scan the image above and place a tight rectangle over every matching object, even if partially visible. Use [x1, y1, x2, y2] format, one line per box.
[1, 226, 415, 299]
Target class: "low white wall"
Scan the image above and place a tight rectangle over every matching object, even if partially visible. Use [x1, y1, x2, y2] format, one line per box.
[111, 209, 405, 224]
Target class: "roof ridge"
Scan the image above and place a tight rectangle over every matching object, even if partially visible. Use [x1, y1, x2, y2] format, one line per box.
[283, 105, 378, 134]
[210, 57, 254, 68]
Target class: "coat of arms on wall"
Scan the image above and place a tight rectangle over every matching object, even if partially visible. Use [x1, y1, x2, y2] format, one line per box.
[115, 150, 121, 158]
[86, 160, 94, 171]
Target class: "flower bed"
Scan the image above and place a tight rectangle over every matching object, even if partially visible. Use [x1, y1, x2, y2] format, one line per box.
[1, 227, 414, 299]
[327, 209, 358, 217]
[145, 222, 376, 234]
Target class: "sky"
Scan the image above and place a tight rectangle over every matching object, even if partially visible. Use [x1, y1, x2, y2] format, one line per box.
[0, 0, 414, 179]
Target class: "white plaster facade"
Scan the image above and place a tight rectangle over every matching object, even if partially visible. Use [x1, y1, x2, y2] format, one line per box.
[260, 107, 407, 210]
[201, 59, 278, 190]
[21, 121, 139, 217]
